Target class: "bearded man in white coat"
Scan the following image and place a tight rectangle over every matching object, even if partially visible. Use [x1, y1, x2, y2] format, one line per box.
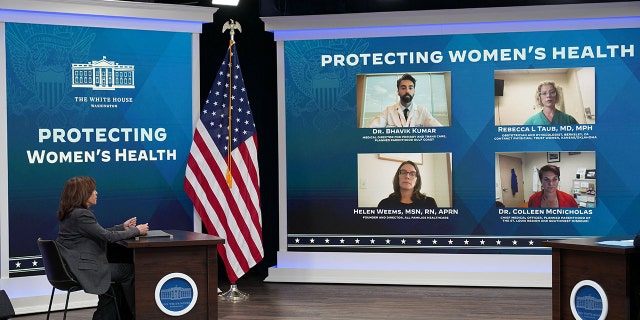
[368, 73, 442, 128]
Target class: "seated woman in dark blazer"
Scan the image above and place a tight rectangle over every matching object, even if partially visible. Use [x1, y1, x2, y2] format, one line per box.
[56, 176, 149, 319]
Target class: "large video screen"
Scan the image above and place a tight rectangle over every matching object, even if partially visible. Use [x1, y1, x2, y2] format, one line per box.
[283, 27, 640, 254]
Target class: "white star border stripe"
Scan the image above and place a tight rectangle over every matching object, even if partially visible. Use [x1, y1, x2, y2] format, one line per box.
[287, 235, 554, 248]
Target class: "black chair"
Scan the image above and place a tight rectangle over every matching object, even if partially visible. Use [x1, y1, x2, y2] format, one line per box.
[37, 238, 120, 320]
[0, 289, 15, 320]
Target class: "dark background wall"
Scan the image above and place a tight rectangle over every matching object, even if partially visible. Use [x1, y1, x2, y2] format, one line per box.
[153, 0, 633, 16]
[203, 0, 280, 278]
[258, 0, 632, 15]
[128, 0, 635, 279]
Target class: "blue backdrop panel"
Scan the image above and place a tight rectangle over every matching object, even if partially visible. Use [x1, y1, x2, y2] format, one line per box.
[5, 23, 194, 276]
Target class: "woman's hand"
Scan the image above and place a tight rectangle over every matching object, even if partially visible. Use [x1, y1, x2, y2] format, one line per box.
[123, 217, 137, 230]
[136, 223, 149, 235]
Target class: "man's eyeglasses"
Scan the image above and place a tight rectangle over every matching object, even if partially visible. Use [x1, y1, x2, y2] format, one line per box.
[399, 170, 417, 178]
[539, 90, 557, 97]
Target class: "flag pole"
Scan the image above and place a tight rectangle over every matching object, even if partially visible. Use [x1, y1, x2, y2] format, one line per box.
[225, 37, 233, 189]
[218, 18, 250, 303]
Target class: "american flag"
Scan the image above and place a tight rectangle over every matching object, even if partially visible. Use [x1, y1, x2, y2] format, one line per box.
[184, 41, 263, 283]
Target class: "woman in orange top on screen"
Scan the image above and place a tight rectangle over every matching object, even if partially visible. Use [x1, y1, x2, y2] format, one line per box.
[528, 165, 579, 208]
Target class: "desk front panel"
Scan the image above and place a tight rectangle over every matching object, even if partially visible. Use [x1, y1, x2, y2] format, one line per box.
[555, 248, 638, 320]
[133, 245, 218, 319]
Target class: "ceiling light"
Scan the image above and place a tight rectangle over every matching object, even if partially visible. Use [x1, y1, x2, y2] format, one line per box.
[211, 0, 239, 5]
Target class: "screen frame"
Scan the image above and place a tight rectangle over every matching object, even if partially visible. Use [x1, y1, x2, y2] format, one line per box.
[263, 2, 640, 287]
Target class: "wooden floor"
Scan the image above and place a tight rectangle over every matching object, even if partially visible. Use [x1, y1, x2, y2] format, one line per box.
[13, 274, 552, 320]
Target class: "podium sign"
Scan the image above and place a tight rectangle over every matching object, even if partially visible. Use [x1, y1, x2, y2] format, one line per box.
[120, 230, 224, 320]
[543, 238, 640, 320]
[570, 280, 608, 320]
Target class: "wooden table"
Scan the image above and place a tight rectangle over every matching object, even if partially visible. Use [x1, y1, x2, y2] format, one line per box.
[543, 237, 640, 320]
[119, 230, 224, 320]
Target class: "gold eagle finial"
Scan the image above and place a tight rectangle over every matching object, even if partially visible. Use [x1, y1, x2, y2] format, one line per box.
[222, 19, 242, 41]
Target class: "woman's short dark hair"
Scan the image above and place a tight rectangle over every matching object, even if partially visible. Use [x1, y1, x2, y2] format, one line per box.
[538, 164, 560, 181]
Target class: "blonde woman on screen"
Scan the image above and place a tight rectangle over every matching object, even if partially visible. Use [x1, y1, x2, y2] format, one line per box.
[524, 81, 579, 125]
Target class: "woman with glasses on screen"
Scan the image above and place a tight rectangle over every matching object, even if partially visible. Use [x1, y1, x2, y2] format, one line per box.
[377, 160, 438, 209]
[524, 81, 579, 125]
[528, 165, 579, 208]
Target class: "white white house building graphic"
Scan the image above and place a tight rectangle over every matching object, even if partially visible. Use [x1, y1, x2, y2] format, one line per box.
[72, 56, 135, 90]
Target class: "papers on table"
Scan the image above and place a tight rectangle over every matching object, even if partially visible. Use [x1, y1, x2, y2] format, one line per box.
[597, 239, 634, 247]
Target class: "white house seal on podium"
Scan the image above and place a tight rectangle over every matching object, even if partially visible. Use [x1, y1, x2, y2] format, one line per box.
[154, 272, 198, 316]
[570, 280, 608, 320]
